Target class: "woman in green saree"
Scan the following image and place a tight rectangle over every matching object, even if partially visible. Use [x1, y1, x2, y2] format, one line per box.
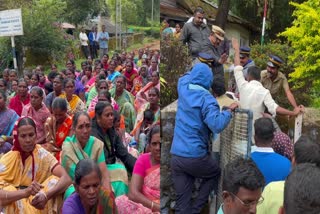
[61, 111, 113, 199]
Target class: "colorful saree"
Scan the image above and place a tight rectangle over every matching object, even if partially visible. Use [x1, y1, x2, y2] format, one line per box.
[124, 69, 139, 92]
[0, 109, 19, 156]
[0, 108, 19, 136]
[134, 82, 160, 112]
[110, 88, 136, 133]
[44, 115, 72, 161]
[59, 94, 85, 116]
[115, 164, 160, 214]
[21, 103, 51, 144]
[8, 94, 30, 116]
[107, 163, 129, 198]
[86, 86, 98, 109]
[88, 97, 119, 112]
[131, 76, 143, 97]
[62, 190, 117, 214]
[108, 71, 121, 84]
[0, 144, 62, 213]
[131, 103, 160, 152]
[61, 135, 106, 199]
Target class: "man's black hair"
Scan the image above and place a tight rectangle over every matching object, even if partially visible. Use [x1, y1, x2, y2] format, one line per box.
[284, 163, 320, 214]
[254, 118, 274, 145]
[194, 7, 205, 15]
[223, 157, 265, 195]
[294, 135, 320, 166]
[247, 66, 261, 81]
[211, 78, 226, 97]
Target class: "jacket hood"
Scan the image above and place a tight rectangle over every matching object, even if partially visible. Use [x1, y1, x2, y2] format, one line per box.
[189, 63, 213, 90]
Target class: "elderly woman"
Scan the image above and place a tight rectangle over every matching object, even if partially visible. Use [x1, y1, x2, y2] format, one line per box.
[21, 86, 51, 145]
[8, 78, 30, 116]
[0, 117, 71, 213]
[0, 90, 19, 156]
[61, 111, 112, 198]
[59, 78, 85, 116]
[62, 159, 117, 213]
[91, 101, 136, 197]
[43, 97, 72, 161]
[116, 125, 160, 213]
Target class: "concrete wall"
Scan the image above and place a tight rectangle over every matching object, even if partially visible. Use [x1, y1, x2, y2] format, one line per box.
[161, 100, 177, 213]
[225, 22, 251, 58]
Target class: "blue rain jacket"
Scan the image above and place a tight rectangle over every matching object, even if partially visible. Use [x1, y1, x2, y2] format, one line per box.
[170, 63, 232, 158]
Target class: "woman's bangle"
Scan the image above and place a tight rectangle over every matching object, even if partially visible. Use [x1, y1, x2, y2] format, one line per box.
[151, 201, 154, 211]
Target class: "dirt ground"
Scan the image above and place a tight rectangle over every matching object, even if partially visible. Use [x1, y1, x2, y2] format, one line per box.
[144, 40, 160, 50]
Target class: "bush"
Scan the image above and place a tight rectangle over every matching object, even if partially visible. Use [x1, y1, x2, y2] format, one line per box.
[279, 0, 320, 108]
[0, 0, 69, 72]
[160, 38, 191, 108]
[129, 26, 160, 39]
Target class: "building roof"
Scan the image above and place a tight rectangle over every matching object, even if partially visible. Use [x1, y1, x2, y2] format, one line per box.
[85, 17, 126, 35]
[161, 0, 259, 32]
[61, 22, 75, 29]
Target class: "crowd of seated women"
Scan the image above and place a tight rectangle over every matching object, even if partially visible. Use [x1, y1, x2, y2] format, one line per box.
[0, 48, 160, 213]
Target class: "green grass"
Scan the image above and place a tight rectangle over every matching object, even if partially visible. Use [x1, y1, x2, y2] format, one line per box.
[125, 37, 158, 52]
[128, 25, 160, 32]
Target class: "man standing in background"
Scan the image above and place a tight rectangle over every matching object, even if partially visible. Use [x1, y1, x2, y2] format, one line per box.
[180, 7, 210, 59]
[88, 26, 98, 59]
[97, 25, 109, 59]
[79, 27, 89, 59]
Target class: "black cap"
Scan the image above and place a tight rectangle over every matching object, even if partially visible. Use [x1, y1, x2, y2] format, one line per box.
[267, 55, 283, 68]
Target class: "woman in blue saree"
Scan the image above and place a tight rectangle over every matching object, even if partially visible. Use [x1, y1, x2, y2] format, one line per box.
[0, 90, 19, 156]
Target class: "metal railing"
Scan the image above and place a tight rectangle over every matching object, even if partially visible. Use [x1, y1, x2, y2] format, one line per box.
[215, 108, 253, 209]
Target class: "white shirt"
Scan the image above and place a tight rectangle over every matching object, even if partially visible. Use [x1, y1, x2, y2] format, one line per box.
[79, 32, 88, 46]
[234, 65, 278, 123]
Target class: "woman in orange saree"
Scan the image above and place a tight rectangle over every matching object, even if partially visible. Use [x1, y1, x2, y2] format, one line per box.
[43, 97, 72, 161]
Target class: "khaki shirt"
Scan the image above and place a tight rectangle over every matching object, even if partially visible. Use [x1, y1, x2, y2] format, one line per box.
[261, 70, 289, 97]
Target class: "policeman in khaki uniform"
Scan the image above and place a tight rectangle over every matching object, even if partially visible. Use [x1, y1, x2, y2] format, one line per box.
[261, 55, 303, 109]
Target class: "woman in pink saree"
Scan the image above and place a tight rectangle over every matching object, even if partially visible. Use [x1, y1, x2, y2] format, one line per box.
[115, 125, 160, 213]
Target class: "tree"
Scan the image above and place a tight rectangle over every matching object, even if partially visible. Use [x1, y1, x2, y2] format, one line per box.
[214, 0, 231, 29]
[279, 0, 320, 106]
[0, 0, 69, 70]
[64, 0, 107, 26]
[106, 0, 158, 27]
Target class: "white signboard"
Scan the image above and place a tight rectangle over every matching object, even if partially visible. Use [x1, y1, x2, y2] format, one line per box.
[0, 9, 23, 37]
[294, 113, 303, 143]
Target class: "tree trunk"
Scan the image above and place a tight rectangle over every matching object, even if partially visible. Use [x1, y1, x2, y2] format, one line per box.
[214, 0, 231, 29]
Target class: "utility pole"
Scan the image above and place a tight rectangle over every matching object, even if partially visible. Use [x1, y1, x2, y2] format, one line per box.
[152, 0, 154, 25]
[119, 0, 122, 51]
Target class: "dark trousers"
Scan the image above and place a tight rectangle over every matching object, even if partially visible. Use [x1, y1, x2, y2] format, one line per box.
[171, 154, 221, 214]
[90, 43, 98, 59]
[81, 45, 89, 59]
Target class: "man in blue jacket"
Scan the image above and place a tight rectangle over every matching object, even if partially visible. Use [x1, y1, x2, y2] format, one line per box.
[170, 63, 238, 213]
